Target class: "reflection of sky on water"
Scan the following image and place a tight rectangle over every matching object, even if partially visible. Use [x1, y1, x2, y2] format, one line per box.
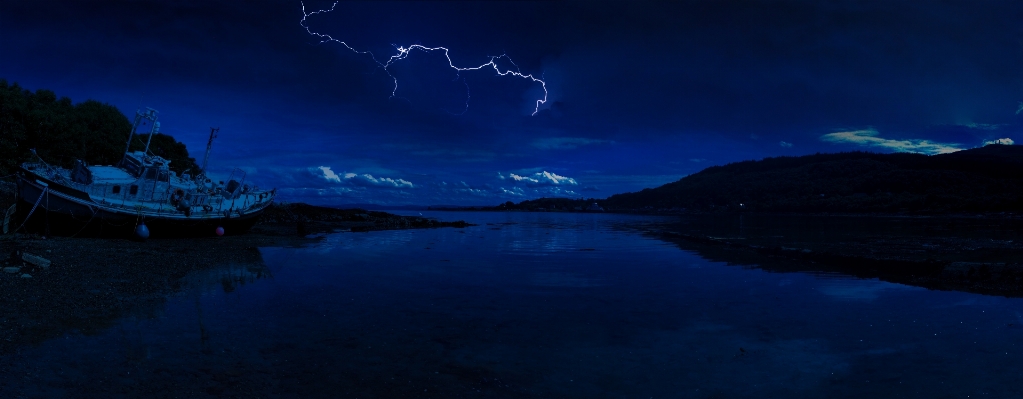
[530, 271, 604, 288]
[817, 279, 925, 301]
[2, 211, 1022, 397]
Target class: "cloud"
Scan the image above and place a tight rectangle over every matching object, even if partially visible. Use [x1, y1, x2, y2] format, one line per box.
[499, 170, 578, 186]
[319, 166, 342, 183]
[500, 187, 526, 197]
[779, 141, 793, 148]
[531, 137, 611, 150]
[316, 166, 413, 188]
[983, 138, 1014, 146]
[493, 170, 584, 198]
[963, 123, 1003, 131]
[819, 128, 963, 155]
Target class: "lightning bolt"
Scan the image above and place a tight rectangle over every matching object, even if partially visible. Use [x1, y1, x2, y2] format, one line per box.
[300, 1, 549, 116]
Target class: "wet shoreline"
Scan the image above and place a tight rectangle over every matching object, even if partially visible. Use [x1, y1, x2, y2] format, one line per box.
[0, 202, 472, 356]
[642, 214, 1023, 297]
[3, 211, 1023, 397]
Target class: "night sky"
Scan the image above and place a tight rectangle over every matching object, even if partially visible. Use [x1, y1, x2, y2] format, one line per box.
[3, 1, 1022, 206]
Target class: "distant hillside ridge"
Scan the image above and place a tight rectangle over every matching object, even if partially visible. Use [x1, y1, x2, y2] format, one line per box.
[603, 145, 1023, 213]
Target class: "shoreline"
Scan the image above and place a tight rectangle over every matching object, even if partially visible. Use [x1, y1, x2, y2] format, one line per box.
[635, 209, 1023, 298]
[0, 202, 473, 355]
[1, 202, 1022, 355]
[428, 206, 1023, 220]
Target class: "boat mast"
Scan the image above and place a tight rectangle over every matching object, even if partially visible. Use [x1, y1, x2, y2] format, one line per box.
[201, 127, 219, 174]
[142, 110, 160, 155]
[123, 107, 160, 155]
[123, 111, 143, 155]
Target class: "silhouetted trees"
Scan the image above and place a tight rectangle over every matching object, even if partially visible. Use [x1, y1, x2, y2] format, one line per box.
[496, 197, 603, 211]
[0, 79, 199, 177]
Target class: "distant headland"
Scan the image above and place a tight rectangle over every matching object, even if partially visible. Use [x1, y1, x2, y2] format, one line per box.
[451, 145, 1023, 215]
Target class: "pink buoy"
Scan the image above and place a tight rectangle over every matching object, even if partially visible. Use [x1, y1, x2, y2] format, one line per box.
[215, 226, 225, 236]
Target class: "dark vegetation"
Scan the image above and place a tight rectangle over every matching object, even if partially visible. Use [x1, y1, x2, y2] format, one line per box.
[603, 146, 1023, 213]
[259, 202, 471, 234]
[0, 79, 199, 178]
[434, 197, 605, 212]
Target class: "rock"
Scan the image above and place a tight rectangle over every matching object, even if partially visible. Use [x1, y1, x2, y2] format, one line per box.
[20, 273, 31, 278]
[22, 252, 51, 269]
[3, 267, 20, 274]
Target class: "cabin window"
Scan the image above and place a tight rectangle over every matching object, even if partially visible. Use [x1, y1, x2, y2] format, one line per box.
[112, 186, 121, 194]
[158, 171, 169, 182]
[129, 185, 138, 195]
[145, 168, 158, 179]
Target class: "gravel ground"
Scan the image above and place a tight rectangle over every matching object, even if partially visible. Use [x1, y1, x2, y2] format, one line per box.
[0, 186, 472, 355]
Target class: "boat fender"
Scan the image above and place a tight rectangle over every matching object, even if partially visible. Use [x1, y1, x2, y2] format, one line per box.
[135, 222, 150, 240]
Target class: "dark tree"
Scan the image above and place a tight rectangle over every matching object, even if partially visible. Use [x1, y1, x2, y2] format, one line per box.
[0, 79, 198, 178]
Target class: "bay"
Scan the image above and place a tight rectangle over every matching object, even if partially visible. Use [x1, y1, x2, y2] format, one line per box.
[1, 211, 1020, 398]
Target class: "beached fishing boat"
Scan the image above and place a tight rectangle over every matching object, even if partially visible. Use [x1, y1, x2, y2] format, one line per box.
[14, 107, 275, 237]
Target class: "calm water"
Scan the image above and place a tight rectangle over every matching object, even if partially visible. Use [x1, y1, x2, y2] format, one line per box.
[2, 211, 1022, 398]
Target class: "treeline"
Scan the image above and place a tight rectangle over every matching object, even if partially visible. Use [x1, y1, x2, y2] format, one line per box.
[493, 197, 603, 211]
[601, 145, 1023, 213]
[0, 79, 198, 177]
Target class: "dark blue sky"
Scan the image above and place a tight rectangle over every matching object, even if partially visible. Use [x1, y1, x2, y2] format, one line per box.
[3, 1, 1022, 205]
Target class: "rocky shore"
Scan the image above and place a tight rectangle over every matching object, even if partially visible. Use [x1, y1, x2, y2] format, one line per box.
[0, 183, 472, 354]
[643, 214, 1023, 298]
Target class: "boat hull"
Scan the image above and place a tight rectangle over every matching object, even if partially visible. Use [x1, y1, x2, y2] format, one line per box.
[15, 171, 266, 238]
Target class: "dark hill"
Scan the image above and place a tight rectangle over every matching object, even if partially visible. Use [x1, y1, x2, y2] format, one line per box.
[603, 145, 1023, 213]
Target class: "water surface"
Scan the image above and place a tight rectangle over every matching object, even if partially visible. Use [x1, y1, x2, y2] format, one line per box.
[1, 211, 1020, 398]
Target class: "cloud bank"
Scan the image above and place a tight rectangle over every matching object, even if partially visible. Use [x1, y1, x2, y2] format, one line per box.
[819, 128, 962, 155]
[983, 138, 1014, 146]
[499, 171, 578, 186]
[317, 166, 413, 188]
[495, 170, 582, 198]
